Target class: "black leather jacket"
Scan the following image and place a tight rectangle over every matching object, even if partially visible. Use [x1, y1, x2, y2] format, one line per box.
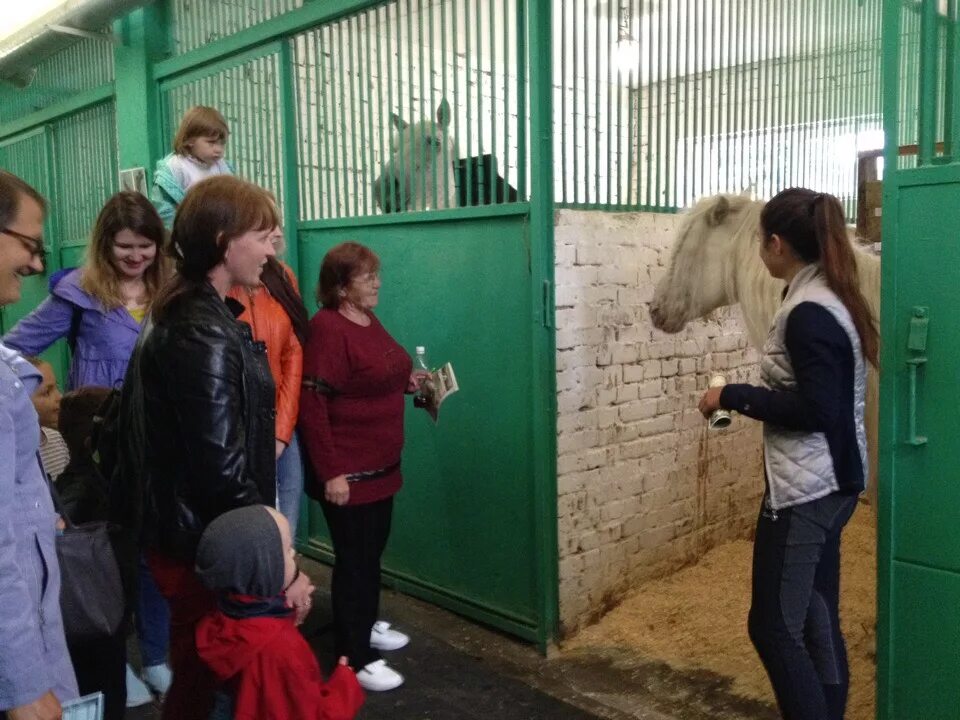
[118, 282, 276, 562]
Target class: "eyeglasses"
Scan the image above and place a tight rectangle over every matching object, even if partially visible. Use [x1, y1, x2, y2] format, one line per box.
[2, 227, 46, 269]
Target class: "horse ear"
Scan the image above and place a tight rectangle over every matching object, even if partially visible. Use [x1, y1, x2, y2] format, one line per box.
[436, 99, 451, 128]
[391, 113, 409, 131]
[706, 195, 731, 227]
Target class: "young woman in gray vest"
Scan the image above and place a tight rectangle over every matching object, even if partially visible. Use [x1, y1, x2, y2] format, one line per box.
[698, 188, 878, 720]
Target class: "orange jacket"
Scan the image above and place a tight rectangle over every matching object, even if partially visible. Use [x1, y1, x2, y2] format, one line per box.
[228, 264, 303, 445]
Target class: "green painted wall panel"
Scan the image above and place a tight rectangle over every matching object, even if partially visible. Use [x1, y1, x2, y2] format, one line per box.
[297, 215, 542, 634]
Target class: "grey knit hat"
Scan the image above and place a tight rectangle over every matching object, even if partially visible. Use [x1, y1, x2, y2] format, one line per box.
[195, 505, 285, 596]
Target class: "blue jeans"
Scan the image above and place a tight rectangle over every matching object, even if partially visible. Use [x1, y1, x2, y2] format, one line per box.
[748, 492, 859, 720]
[136, 554, 170, 667]
[276, 432, 304, 538]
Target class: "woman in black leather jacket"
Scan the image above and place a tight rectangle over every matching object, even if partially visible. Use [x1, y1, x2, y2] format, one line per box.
[117, 176, 313, 720]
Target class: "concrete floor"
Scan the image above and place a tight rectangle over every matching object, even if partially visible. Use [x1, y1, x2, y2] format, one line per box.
[125, 557, 777, 720]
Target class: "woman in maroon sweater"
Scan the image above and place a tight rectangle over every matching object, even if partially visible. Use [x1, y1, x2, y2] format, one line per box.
[299, 242, 426, 693]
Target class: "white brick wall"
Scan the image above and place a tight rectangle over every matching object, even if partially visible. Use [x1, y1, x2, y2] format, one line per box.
[555, 208, 766, 636]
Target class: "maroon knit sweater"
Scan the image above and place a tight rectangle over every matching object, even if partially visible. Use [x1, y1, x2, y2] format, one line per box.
[299, 308, 412, 506]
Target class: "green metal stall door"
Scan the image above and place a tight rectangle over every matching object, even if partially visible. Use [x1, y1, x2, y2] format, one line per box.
[298, 213, 542, 639]
[0, 127, 68, 380]
[878, 1, 960, 717]
[879, 179, 960, 719]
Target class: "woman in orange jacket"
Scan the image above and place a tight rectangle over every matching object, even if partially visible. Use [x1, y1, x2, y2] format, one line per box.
[228, 227, 309, 536]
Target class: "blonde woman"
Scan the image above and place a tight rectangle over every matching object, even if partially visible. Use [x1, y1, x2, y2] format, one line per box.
[3, 190, 170, 390]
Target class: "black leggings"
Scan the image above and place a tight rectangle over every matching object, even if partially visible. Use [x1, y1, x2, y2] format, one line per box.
[322, 496, 394, 669]
[748, 492, 859, 720]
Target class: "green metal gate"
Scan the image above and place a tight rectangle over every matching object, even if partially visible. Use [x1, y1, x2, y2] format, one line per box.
[0, 99, 118, 381]
[878, 1, 960, 718]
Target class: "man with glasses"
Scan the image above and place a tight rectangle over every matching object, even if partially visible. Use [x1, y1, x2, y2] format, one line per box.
[0, 170, 78, 720]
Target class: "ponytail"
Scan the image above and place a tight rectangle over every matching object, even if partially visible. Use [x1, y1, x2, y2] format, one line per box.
[811, 195, 879, 367]
[761, 188, 879, 368]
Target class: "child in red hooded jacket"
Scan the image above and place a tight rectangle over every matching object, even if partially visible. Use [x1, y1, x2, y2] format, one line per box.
[194, 505, 364, 720]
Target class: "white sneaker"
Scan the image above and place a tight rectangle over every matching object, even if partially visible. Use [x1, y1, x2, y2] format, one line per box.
[370, 620, 410, 651]
[356, 659, 404, 692]
[142, 662, 172, 695]
[125, 665, 153, 707]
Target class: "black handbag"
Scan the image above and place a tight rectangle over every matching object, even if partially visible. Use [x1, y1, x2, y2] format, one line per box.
[44, 464, 125, 642]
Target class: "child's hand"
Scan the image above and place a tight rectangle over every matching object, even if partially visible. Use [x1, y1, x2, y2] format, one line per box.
[338, 656, 350, 667]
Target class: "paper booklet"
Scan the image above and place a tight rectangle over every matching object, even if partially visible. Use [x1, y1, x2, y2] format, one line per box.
[416, 362, 459, 423]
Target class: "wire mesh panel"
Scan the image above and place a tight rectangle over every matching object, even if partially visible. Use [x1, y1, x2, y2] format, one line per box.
[293, 0, 525, 221]
[0, 36, 115, 126]
[161, 50, 286, 211]
[168, 0, 305, 55]
[53, 102, 120, 249]
[554, 0, 883, 219]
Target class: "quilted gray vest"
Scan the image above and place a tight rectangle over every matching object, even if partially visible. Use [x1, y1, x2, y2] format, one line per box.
[760, 263, 868, 510]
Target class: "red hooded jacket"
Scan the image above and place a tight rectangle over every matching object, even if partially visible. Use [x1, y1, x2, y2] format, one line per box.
[196, 610, 364, 720]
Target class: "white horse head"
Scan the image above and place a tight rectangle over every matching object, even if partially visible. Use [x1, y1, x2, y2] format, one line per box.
[651, 191, 883, 502]
[373, 99, 457, 212]
[650, 193, 771, 346]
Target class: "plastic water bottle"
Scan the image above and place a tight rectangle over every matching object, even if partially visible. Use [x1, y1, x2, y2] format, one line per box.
[415, 346, 430, 372]
[708, 374, 732, 430]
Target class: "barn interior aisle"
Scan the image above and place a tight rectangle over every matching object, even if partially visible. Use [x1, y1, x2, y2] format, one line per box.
[562, 504, 877, 720]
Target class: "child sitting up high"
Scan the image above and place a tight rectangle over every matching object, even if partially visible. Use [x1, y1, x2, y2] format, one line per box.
[151, 105, 234, 227]
[195, 505, 364, 720]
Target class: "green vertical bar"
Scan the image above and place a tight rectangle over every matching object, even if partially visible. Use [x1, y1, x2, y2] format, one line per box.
[560, 0, 576, 203]
[418, 0, 428, 209]
[377, 6, 393, 215]
[515, 0, 527, 199]
[475, 0, 485, 203]
[432, 0, 442, 208]
[303, 35, 316, 220]
[654, 0, 663, 206]
[623, 0, 634, 207]
[695, 0, 705, 201]
[951, 0, 960, 160]
[403, 0, 415, 210]
[572, 0, 579, 203]
[113, 6, 166, 195]
[526, 0, 558, 653]
[605, 1, 614, 207]
[666, 0, 675, 207]
[337, 21, 352, 216]
[630, 0, 642, 207]
[918, 0, 939, 163]
[388, 3, 400, 214]
[645, 0, 655, 206]
[452, 0, 463, 201]
[317, 28, 333, 219]
[593, 0, 600, 204]
[349, 16, 361, 218]
[488, 0, 496, 205]
[364, 11, 376, 216]
[464, 0, 474, 205]
[328, 26, 342, 217]
[502, 0, 510, 204]
[278, 39, 300, 279]
[877, 1, 902, 717]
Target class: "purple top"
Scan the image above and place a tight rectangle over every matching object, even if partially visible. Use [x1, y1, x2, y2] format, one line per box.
[1, 269, 143, 390]
[0, 342, 79, 707]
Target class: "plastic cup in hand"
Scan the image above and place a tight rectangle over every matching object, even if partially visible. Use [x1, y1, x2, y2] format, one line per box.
[708, 374, 732, 430]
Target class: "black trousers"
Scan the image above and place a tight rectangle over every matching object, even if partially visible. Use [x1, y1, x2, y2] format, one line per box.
[67, 630, 128, 720]
[748, 492, 859, 720]
[321, 496, 394, 669]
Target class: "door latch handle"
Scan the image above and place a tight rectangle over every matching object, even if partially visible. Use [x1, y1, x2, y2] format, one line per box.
[906, 307, 929, 446]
